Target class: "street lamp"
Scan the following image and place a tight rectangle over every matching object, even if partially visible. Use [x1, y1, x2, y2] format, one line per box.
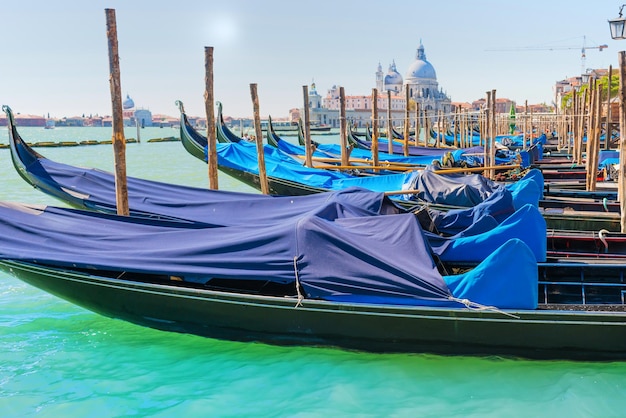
[609, 5, 626, 40]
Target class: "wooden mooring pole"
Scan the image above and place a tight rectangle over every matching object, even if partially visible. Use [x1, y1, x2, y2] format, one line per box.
[302, 85, 313, 168]
[618, 51, 626, 232]
[339, 86, 349, 167]
[250, 83, 270, 194]
[403, 88, 410, 157]
[104, 8, 129, 216]
[204, 46, 218, 190]
[371, 88, 379, 171]
[386, 90, 393, 154]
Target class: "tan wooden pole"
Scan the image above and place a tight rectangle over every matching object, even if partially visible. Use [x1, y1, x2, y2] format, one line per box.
[617, 51, 626, 232]
[490, 89, 497, 179]
[588, 83, 601, 191]
[453, 109, 459, 148]
[302, 85, 313, 168]
[403, 88, 410, 157]
[339, 86, 348, 167]
[585, 79, 596, 188]
[104, 8, 129, 217]
[204, 46, 218, 190]
[386, 90, 393, 154]
[607, 64, 613, 150]
[576, 89, 587, 165]
[250, 83, 269, 194]
[484, 91, 491, 177]
[437, 111, 442, 148]
[414, 102, 420, 146]
[371, 88, 379, 170]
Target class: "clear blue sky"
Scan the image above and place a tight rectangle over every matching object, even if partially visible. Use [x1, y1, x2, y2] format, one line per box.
[1, 1, 622, 119]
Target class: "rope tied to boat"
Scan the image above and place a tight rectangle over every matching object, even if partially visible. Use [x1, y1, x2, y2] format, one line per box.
[449, 296, 520, 319]
[293, 256, 304, 308]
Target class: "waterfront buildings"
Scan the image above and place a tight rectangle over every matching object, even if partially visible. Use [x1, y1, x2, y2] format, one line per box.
[293, 41, 453, 128]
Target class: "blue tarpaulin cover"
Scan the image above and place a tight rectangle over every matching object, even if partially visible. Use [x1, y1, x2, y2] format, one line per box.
[213, 142, 542, 205]
[17, 144, 405, 225]
[0, 197, 538, 309]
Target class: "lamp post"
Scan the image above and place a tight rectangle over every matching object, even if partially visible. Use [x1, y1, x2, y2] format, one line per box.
[608, 6, 626, 232]
[609, 5, 626, 40]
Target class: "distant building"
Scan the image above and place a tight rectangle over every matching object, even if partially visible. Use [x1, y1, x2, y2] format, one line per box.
[0, 113, 46, 127]
[134, 109, 153, 127]
[307, 41, 452, 128]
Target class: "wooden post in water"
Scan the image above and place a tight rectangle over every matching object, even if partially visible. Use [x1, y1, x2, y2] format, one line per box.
[371, 88, 379, 170]
[607, 64, 613, 150]
[386, 90, 393, 154]
[135, 118, 141, 143]
[403, 88, 410, 157]
[587, 83, 602, 191]
[204, 46, 218, 189]
[523, 100, 528, 150]
[453, 109, 459, 148]
[489, 89, 497, 179]
[339, 87, 349, 167]
[250, 83, 269, 194]
[414, 102, 420, 146]
[484, 91, 491, 179]
[576, 89, 587, 165]
[104, 9, 129, 216]
[302, 85, 313, 168]
[618, 52, 626, 232]
[585, 79, 596, 189]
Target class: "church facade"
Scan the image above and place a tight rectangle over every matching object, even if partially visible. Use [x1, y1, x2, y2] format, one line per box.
[301, 42, 452, 128]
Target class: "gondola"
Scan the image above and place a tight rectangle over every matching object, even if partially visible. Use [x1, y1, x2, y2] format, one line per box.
[177, 102, 626, 231]
[3, 104, 548, 264]
[0, 199, 624, 361]
[5, 105, 551, 265]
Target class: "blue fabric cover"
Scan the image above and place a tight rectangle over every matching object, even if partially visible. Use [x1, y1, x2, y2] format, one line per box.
[444, 238, 538, 309]
[18, 147, 405, 226]
[428, 204, 547, 262]
[213, 142, 540, 206]
[0, 199, 536, 309]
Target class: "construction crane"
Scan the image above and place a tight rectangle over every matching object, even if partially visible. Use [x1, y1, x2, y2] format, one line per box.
[487, 36, 608, 75]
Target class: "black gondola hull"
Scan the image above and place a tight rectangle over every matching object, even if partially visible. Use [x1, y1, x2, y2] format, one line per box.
[3, 260, 626, 361]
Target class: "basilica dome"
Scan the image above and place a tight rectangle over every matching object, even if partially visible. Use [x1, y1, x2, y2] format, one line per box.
[405, 43, 436, 80]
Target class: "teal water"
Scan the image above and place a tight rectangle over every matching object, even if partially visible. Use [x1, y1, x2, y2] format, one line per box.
[0, 127, 625, 417]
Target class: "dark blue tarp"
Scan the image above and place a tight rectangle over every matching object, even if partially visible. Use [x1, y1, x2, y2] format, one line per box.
[23, 155, 404, 226]
[407, 167, 542, 208]
[0, 199, 538, 309]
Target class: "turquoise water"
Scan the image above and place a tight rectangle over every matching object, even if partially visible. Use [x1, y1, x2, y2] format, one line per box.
[0, 127, 625, 417]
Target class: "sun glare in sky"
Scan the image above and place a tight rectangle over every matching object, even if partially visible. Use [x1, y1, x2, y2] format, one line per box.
[206, 15, 239, 46]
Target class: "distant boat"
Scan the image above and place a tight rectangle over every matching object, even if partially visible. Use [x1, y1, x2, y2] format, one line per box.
[44, 119, 55, 129]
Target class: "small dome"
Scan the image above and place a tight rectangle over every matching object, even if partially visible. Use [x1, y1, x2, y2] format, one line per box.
[384, 61, 403, 85]
[406, 43, 437, 80]
[123, 94, 135, 110]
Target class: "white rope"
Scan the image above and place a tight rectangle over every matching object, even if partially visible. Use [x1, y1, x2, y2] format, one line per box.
[293, 256, 304, 308]
[448, 296, 520, 319]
